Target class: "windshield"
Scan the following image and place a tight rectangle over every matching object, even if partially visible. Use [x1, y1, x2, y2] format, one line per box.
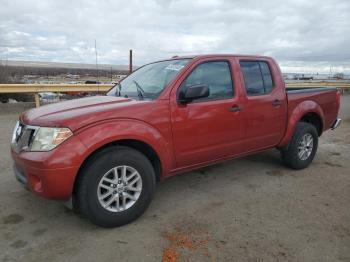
[107, 59, 190, 100]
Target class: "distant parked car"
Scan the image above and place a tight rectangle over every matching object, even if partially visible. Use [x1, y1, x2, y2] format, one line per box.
[39, 92, 60, 103]
[85, 80, 101, 84]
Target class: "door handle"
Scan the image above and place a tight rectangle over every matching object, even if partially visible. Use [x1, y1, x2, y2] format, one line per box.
[229, 105, 241, 112]
[272, 99, 282, 107]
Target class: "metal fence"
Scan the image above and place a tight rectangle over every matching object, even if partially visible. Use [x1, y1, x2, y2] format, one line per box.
[285, 81, 350, 89]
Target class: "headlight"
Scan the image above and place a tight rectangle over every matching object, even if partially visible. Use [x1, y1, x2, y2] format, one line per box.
[30, 127, 73, 151]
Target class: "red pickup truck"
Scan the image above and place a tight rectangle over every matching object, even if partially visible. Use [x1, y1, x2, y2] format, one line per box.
[11, 54, 341, 227]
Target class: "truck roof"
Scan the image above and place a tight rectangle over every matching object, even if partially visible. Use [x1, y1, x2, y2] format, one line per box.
[169, 54, 272, 60]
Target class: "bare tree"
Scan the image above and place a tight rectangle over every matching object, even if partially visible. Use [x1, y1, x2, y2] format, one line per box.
[333, 73, 344, 80]
[0, 61, 33, 102]
[0, 62, 9, 102]
[0, 62, 10, 84]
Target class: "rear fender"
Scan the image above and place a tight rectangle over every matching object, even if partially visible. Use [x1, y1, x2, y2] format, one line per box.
[278, 100, 324, 147]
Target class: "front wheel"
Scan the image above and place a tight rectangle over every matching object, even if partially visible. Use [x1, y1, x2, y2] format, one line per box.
[281, 122, 318, 170]
[75, 146, 156, 227]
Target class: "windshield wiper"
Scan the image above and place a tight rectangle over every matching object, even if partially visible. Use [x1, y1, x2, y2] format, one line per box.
[133, 80, 145, 100]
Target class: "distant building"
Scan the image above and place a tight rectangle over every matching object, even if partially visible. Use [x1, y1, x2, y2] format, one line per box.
[333, 73, 344, 79]
[23, 74, 37, 79]
[293, 74, 313, 80]
[66, 74, 80, 79]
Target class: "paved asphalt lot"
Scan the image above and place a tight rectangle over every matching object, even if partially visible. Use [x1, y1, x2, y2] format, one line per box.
[0, 97, 349, 262]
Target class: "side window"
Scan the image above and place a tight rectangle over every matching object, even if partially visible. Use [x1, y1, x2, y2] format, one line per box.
[240, 61, 274, 96]
[239, 61, 264, 95]
[180, 61, 234, 101]
[260, 62, 273, 93]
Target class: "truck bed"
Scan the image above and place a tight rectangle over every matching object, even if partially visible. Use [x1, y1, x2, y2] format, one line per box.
[286, 87, 339, 131]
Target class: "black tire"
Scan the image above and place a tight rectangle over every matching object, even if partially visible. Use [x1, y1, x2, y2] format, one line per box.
[281, 122, 318, 170]
[75, 146, 156, 227]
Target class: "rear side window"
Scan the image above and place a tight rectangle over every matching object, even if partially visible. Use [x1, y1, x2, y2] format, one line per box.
[259, 62, 273, 93]
[179, 61, 234, 101]
[240, 61, 274, 96]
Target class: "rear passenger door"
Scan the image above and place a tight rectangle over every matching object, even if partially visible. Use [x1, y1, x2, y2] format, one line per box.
[239, 59, 287, 151]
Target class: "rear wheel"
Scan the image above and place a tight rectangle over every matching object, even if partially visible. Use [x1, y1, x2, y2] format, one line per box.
[75, 146, 156, 227]
[281, 122, 318, 169]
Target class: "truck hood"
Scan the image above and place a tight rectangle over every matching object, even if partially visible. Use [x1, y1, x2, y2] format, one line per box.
[21, 96, 148, 131]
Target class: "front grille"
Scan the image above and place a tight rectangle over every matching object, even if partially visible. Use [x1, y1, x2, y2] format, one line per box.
[13, 123, 36, 152]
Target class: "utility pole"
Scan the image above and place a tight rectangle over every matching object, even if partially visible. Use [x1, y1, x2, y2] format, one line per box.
[129, 49, 133, 74]
[95, 40, 99, 83]
[95, 39, 99, 94]
[110, 66, 113, 82]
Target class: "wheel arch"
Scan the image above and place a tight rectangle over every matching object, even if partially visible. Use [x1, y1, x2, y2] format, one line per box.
[73, 139, 163, 195]
[300, 112, 323, 136]
[71, 119, 174, 197]
[278, 100, 325, 147]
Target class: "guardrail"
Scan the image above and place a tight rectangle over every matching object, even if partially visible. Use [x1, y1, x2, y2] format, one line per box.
[0, 82, 349, 107]
[0, 84, 113, 107]
[286, 82, 350, 88]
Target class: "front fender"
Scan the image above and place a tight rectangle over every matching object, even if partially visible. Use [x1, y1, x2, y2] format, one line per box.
[278, 100, 325, 147]
[75, 119, 173, 177]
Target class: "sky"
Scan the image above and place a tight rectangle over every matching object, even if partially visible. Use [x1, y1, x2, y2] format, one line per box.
[0, 0, 350, 74]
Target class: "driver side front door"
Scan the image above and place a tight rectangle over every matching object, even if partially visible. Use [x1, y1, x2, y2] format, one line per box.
[170, 59, 245, 168]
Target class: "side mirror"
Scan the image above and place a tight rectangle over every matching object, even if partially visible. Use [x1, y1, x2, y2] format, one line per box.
[178, 84, 209, 104]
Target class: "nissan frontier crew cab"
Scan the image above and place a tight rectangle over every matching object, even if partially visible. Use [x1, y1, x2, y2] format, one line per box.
[11, 54, 341, 227]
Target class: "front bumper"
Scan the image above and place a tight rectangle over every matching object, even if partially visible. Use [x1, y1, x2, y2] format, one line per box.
[331, 118, 342, 130]
[11, 135, 86, 200]
[12, 161, 78, 200]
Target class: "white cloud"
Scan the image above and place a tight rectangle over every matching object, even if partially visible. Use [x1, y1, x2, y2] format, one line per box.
[0, 0, 349, 72]
[7, 47, 26, 53]
[271, 39, 302, 49]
